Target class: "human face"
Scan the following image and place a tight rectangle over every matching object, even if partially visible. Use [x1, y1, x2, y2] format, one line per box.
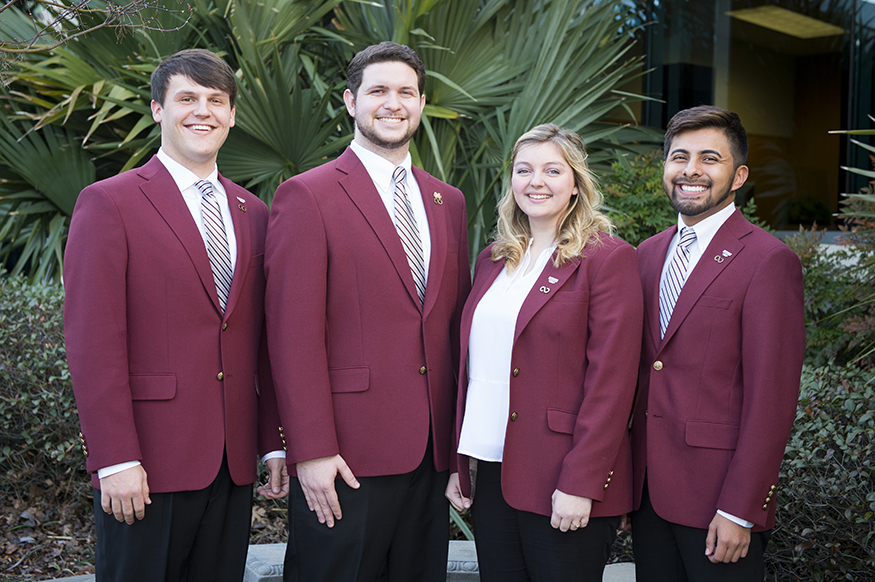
[151, 74, 235, 178]
[663, 128, 749, 226]
[343, 61, 425, 165]
[512, 142, 579, 236]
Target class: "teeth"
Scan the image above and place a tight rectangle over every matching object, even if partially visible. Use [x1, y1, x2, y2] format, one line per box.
[528, 194, 550, 200]
[680, 185, 706, 192]
[379, 118, 403, 124]
[190, 125, 211, 131]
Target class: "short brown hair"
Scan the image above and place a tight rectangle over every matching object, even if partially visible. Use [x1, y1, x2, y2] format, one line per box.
[664, 105, 748, 166]
[346, 42, 426, 98]
[151, 49, 237, 108]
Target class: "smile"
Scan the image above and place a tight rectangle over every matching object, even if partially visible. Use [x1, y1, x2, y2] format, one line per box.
[378, 117, 404, 124]
[677, 184, 707, 193]
[188, 124, 213, 131]
[527, 193, 551, 200]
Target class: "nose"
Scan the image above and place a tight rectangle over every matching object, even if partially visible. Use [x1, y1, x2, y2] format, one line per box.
[193, 97, 210, 116]
[530, 170, 546, 187]
[383, 90, 402, 110]
[682, 159, 702, 177]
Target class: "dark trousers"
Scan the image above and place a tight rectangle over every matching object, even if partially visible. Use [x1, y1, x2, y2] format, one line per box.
[632, 480, 770, 582]
[284, 450, 449, 582]
[94, 457, 253, 582]
[472, 461, 619, 582]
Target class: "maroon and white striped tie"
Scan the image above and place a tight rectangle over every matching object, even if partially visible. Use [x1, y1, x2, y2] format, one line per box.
[392, 166, 426, 304]
[196, 179, 233, 312]
[659, 226, 696, 338]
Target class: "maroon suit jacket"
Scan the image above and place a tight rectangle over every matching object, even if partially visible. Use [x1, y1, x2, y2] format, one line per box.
[455, 233, 643, 518]
[64, 155, 284, 492]
[264, 147, 471, 477]
[631, 210, 805, 531]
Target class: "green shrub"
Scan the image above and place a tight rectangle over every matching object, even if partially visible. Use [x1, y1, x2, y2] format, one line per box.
[0, 276, 87, 503]
[766, 364, 875, 580]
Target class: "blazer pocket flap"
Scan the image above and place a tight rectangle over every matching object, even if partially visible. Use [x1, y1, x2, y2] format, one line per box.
[685, 420, 739, 449]
[547, 408, 578, 435]
[129, 374, 177, 400]
[329, 367, 370, 393]
[698, 295, 732, 309]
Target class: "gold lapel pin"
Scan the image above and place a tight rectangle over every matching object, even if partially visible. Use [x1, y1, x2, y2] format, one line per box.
[238, 204, 247, 212]
[714, 255, 724, 263]
[433, 192, 443, 205]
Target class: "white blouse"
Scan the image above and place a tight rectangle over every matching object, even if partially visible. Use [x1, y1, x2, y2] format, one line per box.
[457, 244, 557, 462]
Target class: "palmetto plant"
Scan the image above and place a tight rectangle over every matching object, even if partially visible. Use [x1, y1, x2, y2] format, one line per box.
[0, 0, 648, 283]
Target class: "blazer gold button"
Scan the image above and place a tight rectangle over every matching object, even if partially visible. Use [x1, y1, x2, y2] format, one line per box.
[512, 368, 520, 377]
[762, 504, 769, 510]
[770, 485, 777, 491]
[222, 322, 228, 331]
[510, 412, 518, 421]
[217, 371, 224, 381]
[419, 366, 427, 375]
[652, 361, 663, 371]
[604, 483, 609, 489]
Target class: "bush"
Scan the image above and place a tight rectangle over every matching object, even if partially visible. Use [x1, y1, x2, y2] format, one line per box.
[0, 276, 86, 502]
[767, 364, 875, 580]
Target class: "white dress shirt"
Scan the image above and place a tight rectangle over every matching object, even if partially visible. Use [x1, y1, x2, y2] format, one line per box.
[660, 203, 753, 529]
[458, 243, 556, 462]
[350, 141, 431, 281]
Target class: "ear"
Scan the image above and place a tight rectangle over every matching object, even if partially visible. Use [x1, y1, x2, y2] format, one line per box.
[229, 104, 236, 129]
[419, 93, 426, 113]
[343, 89, 356, 117]
[151, 100, 162, 123]
[732, 165, 749, 191]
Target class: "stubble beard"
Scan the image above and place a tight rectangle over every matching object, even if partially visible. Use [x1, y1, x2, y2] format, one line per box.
[355, 114, 418, 152]
[667, 178, 734, 218]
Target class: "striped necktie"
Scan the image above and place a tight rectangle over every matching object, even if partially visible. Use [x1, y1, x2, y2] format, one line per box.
[196, 179, 233, 312]
[392, 166, 426, 304]
[659, 226, 697, 338]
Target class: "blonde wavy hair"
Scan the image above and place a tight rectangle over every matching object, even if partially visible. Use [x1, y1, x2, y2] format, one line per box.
[491, 124, 614, 269]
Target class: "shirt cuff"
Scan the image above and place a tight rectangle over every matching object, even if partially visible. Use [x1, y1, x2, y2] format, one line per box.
[717, 509, 754, 528]
[262, 451, 286, 464]
[97, 460, 141, 480]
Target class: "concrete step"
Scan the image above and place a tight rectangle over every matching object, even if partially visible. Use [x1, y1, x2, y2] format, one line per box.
[47, 541, 635, 581]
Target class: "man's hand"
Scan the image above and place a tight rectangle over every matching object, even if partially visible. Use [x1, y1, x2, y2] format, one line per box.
[618, 513, 631, 532]
[257, 457, 290, 499]
[705, 512, 750, 563]
[445, 472, 472, 512]
[99, 465, 151, 525]
[550, 489, 593, 532]
[296, 455, 359, 528]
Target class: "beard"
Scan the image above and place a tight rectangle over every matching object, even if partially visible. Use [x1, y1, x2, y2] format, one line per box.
[667, 177, 735, 218]
[355, 114, 418, 151]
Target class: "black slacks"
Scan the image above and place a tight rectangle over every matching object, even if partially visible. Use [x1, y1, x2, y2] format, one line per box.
[472, 461, 620, 582]
[284, 448, 449, 582]
[93, 457, 252, 582]
[632, 480, 771, 582]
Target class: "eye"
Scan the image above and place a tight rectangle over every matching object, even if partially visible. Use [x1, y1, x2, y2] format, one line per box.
[515, 168, 530, 175]
[546, 168, 561, 176]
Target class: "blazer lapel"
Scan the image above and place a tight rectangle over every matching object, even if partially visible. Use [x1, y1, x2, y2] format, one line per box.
[220, 176, 251, 319]
[337, 148, 422, 310]
[414, 167, 448, 318]
[660, 212, 750, 345]
[138, 157, 222, 314]
[513, 253, 581, 344]
[646, 227, 676, 351]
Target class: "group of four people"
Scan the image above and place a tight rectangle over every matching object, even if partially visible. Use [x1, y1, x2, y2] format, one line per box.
[63, 41, 805, 582]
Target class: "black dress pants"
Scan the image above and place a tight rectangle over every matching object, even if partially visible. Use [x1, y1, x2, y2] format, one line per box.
[284, 448, 449, 582]
[632, 480, 771, 582]
[93, 457, 252, 582]
[472, 461, 620, 582]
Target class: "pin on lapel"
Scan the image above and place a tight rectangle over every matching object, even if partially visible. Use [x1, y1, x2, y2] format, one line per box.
[539, 285, 550, 294]
[547, 276, 559, 284]
[714, 249, 732, 263]
[433, 192, 443, 205]
[714, 255, 723, 263]
[236, 196, 247, 212]
[236, 196, 246, 203]
[238, 204, 247, 212]
[722, 250, 732, 257]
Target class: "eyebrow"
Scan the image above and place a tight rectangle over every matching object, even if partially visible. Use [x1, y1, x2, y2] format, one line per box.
[669, 148, 725, 158]
[364, 83, 419, 93]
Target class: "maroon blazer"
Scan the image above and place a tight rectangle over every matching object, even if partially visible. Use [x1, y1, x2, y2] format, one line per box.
[631, 210, 805, 531]
[64, 155, 284, 493]
[264, 147, 471, 477]
[455, 233, 643, 518]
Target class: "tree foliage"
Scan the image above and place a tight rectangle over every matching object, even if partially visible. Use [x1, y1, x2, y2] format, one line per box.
[0, 0, 651, 282]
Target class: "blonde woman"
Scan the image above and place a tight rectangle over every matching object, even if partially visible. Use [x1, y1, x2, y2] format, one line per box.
[446, 124, 643, 581]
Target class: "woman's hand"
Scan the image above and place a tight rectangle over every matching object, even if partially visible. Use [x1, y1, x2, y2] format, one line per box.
[446, 472, 473, 512]
[550, 489, 593, 532]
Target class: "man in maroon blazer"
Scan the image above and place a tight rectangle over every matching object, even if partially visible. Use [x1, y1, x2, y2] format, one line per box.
[264, 42, 471, 582]
[64, 49, 287, 582]
[629, 105, 805, 581]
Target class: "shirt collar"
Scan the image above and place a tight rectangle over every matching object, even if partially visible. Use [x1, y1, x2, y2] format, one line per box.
[350, 141, 412, 193]
[157, 148, 220, 193]
[677, 203, 736, 254]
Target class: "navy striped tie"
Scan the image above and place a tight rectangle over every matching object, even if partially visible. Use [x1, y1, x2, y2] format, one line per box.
[196, 180, 233, 312]
[659, 226, 696, 338]
[392, 166, 426, 304]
